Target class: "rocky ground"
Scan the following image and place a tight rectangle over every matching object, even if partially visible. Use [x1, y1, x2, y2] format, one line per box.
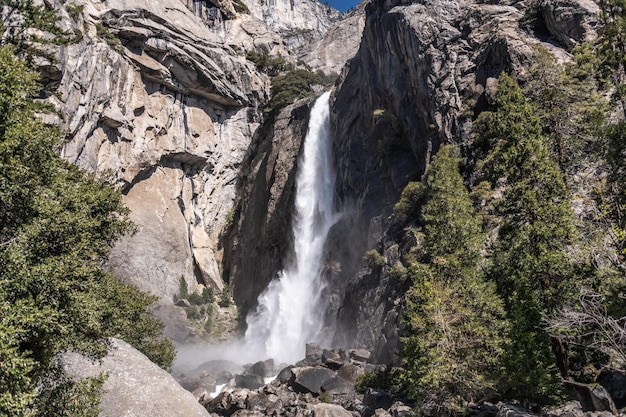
[166, 343, 626, 417]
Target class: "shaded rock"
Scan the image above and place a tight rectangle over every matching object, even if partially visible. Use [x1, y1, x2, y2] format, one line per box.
[597, 368, 626, 409]
[216, 371, 235, 384]
[389, 402, 412, 417]
[312, 403, 354, 417]
[564, 380, 618, 414]
[251, 359, 275, 377]
[61, 338, 210, 417]
[223, 98, 314, 320]
[495, 403, 535, 417]
[178, 374, 217, 394]
[538, 0, 599, 50]
[235, 373, 265, 390]
[207, 390, 249, 417]
[323, 349, 346, 370]
[321, 375, 356, 403]
[363, 389, 394, 413]
[337, 363, 364, 384]
[291, 367, 337, 394]
[278, 366, 296, 384]
[349, 349, 371, 363]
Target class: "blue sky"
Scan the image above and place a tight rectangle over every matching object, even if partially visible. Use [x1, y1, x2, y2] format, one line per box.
[326, 0, 360, 12]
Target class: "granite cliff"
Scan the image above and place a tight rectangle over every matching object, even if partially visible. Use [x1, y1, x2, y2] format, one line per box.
[44, 0, 600, 362]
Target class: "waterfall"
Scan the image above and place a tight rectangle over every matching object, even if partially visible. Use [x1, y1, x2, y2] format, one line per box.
[244, 91, 338, 365]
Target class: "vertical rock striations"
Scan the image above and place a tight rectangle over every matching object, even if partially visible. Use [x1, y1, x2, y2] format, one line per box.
[222, 98, 315, 320]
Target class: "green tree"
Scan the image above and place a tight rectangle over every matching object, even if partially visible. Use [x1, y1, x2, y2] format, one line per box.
[401, 145, 507, 407]
[0, 45, 174, 416]
[475, 74, 578, 402]
[0, 0, 77, 63]
[523, 46, 607, 172]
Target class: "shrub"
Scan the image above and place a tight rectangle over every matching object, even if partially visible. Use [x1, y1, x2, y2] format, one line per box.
[363, 249, 385, 271]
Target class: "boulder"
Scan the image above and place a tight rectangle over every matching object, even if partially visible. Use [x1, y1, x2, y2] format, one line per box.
[349, 349, 371, 363]
[496, 403, 535, 417]
[291, 367, 337, 394]
[61, 338, 210, 417]
[207, 390, 249, 417]
[363, 389, 394, 413]
[250, 359, 275, 377]
[321, 376, 356, 403]
[597, 368, 626, 409]
[323, 349, 346, 370]
[235, 373, 265, 390]
[277, 366, 295, 384]
[312, 403, 354, 417]
[564, 380, 618, 414]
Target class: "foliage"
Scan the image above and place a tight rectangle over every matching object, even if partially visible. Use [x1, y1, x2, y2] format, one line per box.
[393, 181, 427, 219]
[474, 74, 578, 402]
[0, 44, 174, 416]
[355, 366, 403, 394]
[219, 283, 232, 308]
[548, 289, 626, 368]
[363, 249, 385, 271]
[596, 0, 626, 115]
[400, 145, 507, 405]
[522, 45, 607, 173]
[265, 69, 335, 115]
[0, 0, 78, 62]
[246, 50, 293, 76]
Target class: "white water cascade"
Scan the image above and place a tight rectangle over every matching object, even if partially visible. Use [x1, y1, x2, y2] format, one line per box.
[244, 91, 339, 365]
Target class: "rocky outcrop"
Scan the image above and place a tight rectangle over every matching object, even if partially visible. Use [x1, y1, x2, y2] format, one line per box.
[239, 0, 341, 51]
[302, 5, 366, 76]
[222, 98, 315, 318]
[327, 0, 598, 359]
[48, 0, 269, 302]
[538, 0, 599, 50]
[61, 338, 211, 417]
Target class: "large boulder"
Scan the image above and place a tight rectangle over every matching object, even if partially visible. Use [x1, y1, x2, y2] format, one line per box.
[597, 368, 626, 409]
[312, 403, 354, 417]
[61, 338, 210, 417]
[291, 367, 338, 394]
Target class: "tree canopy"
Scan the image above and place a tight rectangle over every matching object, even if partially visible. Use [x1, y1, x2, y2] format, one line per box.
[0, 11, 174, 416]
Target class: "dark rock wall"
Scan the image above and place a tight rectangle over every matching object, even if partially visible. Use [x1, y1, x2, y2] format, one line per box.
[327, 0, 579, 361]
[223, 99, 314, 320]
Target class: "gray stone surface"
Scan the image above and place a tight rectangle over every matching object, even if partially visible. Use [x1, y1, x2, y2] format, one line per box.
[62, 338, 210, 417]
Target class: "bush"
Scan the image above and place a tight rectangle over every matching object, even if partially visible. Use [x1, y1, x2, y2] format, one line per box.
[265, 69, 336, 115]
[363, 249, 385, 271]
[394, 182, 427, 219]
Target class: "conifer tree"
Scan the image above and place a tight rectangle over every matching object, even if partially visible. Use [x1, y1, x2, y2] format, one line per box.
[0, 41, 174, 417]
[475, 74, 577, 402]
[401, 145, 507, 406]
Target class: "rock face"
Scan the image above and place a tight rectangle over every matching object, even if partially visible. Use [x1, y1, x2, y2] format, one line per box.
[326, 0, 600, 359]
[61, 338, 211, 417]
[240, 0, 341, 51]
[222, 98, 315, 318]
[302, 5, 366, 76]
[50, 0, 270, 302]
[538, 0, 599, 50]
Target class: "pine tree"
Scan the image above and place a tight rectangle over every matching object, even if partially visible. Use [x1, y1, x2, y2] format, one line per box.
[475, 74, 578, 403]
[0, 44, 174, 417]
[401, 145, 507, 407]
